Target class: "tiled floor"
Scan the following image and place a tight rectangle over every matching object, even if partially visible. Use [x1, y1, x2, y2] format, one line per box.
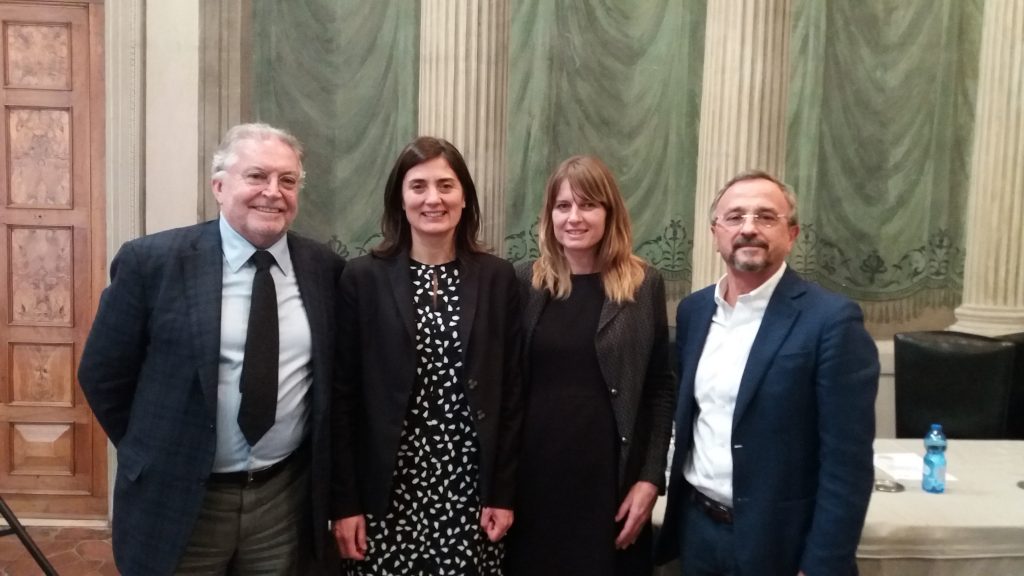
[0, 526, 117, 576]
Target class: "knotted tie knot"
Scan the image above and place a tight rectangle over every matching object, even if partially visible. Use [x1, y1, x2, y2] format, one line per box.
[251, 249, 276, 273]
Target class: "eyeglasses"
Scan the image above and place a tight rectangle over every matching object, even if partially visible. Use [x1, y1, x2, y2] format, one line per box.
[715, 211, 788, 229]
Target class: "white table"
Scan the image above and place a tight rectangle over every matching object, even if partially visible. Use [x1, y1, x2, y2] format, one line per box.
[858, 439, 1024, 576]
[653, 439, 1024, 575]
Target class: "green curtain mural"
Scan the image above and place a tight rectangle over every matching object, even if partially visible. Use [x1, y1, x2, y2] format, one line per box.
[250, 0, 419, 256]
[504, 0, 707, 298]
[786, 0, 982, 322]
[248, 0, 983, 328]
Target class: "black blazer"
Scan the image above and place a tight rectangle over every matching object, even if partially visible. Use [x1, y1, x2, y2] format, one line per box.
[78, 220, 344, 576]
[331, 249, 524, 518]
[516, 261, 676, 494]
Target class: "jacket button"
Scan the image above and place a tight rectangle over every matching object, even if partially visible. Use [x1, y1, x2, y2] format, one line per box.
[609, 387, 620, 397]
[476, 409, 486, 421]
[467, 379, 479, 390]
[620, 435, 629, 445]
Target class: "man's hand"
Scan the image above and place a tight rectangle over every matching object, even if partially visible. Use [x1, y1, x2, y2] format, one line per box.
[614, 481, 658, 549]
[332, 515, 367, 560]
[480, 507, 514, 542]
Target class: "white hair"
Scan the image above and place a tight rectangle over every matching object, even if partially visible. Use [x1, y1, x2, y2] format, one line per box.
[210, 123, 305, 185]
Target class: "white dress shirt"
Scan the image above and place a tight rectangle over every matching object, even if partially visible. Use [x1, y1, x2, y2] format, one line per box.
[212, 216, 313, 473]
[683, 263, 787, 506]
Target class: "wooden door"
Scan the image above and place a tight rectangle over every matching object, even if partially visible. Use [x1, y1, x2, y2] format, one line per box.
[0, 1, 105, 519]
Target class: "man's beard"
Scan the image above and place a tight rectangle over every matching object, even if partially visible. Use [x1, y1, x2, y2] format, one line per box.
[729, 239, 769, 272]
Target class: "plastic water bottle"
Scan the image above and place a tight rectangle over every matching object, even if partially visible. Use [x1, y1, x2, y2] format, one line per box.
[922, 423, 947, 493]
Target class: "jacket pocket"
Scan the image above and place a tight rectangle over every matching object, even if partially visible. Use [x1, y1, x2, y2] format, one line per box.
[116, 444, 148, 482]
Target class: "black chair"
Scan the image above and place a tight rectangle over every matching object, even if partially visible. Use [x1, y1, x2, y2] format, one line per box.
[0, 496, 59, 575]
[894, 330, 1016, 439]
[995, 331, 1024, 440]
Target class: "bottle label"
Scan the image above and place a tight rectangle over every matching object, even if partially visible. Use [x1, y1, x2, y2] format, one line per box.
[923, 457, 947, 492]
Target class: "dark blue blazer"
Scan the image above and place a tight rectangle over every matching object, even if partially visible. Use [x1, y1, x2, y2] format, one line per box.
[77, 220, 344, 576]
[657, 268, 878, 575]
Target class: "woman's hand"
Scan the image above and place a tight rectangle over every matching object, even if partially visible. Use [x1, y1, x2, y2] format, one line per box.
[614, 481, 658, 549]
[332, 514, 368, 560]
[480, 507, 514, 542]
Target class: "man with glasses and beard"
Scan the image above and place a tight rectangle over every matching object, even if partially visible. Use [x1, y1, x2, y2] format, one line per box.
[657, 170, 879, 576]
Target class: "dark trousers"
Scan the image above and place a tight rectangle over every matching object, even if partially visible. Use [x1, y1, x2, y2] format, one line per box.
[679, 495, 736, 576]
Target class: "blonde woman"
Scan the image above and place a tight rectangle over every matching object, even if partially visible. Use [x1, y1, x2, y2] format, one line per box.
[505, 155, 675, 575]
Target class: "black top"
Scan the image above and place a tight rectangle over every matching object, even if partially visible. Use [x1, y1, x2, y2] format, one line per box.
[507, 274, 644, 575]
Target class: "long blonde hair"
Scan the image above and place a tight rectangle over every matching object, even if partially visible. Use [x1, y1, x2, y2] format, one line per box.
[532, 155, 646, 303]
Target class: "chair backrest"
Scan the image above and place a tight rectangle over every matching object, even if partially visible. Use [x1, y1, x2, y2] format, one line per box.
[995, 332, 1024, 439]
[894, 330, 1015, 439]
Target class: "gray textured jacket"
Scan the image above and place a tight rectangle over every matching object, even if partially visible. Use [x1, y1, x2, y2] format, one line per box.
[516, 260, 676, 494]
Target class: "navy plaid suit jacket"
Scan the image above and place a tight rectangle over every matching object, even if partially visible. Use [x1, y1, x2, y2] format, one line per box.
[78, 220, 344, 576]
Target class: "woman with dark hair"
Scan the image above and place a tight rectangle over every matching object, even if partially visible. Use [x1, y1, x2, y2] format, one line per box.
[505, 155, 675, 575]
[331, 137, 523, 575]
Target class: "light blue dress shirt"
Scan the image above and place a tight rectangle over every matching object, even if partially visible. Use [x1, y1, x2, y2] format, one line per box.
[212, 216, 312, 472]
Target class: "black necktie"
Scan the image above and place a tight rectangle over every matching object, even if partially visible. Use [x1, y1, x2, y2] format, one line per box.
[238, 250, 279, 446]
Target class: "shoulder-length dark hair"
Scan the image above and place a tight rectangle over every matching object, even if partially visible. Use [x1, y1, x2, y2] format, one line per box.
[372, 136, 485, 257]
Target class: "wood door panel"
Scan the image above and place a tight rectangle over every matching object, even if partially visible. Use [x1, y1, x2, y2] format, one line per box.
[7, 107, 73, 208]
[4, 21, 72, 90]
[9, 342, 75, 406]
[8, 225, 74, 326]
[9, 421, 74, 475]
[0, 1, 105, 519]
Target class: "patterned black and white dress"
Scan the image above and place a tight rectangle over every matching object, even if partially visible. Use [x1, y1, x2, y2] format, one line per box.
[349, 260, 503, 576]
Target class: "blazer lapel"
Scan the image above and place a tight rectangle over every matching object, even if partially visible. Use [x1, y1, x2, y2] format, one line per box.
[732, 270, 803, 429]
[458, 251, 479, 353]
[683, 296, 717, 396]
[593, 296, 625, 392]
[183, 221, 223, 421]
[521, 276, 549, 353]
[674, 294, 716, 430]
[387, 251, 416, 342]
[597, 297, 624, 335]
[288, 235, 325, 373]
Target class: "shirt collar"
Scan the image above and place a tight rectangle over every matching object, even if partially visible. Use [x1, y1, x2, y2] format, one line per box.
[713, 262, 787, 310]
[219, 215, 293, 276]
